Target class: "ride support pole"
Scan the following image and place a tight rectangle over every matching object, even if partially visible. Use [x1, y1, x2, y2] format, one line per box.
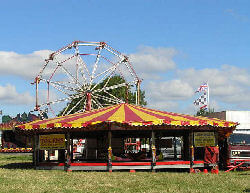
[108, 131, 112, 172]
[189, 131, 194, 173]
[151, 130, 156, 172]
[136, 80, 141, 106]
[65, 132, 71, 172]
[35, 77, 39, 111]
[33, 134, 38, 169]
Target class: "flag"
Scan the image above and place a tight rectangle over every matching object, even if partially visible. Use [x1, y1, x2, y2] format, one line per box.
[200, 104, 208, 110]
[194, 92, 207, 107]
[195, 83, 208, 93]
[0, 110, 2, 115]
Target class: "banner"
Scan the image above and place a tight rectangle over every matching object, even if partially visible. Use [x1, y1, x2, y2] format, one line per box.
[194, 132, 215, 147]
[39, 134, 65, 150]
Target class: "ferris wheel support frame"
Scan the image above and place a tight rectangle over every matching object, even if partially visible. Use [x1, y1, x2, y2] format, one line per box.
[33, 40, 142, 117]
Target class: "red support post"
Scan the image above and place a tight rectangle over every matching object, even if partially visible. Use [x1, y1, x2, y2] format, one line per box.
[35, 77, 40, 111]
[85, 92, 92, 111]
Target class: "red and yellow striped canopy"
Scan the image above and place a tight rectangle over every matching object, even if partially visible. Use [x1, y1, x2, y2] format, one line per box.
[0, 121, 22, 131]
[16, 103, 237, 131]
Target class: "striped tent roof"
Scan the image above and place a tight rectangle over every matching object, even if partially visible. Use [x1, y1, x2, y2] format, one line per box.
[0, 121, 22, 131]
[15, 103, 237, 132]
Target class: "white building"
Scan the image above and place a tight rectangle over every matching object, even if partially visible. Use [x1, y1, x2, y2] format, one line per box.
[207, 111, 250, 135]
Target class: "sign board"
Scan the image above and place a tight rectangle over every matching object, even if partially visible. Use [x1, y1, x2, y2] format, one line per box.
[39, 134, 65, 150]
[194, 132, 215, 147]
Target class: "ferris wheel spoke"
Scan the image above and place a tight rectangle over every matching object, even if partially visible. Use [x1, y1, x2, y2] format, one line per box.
[94, 95, 114, 108]
[47, 54, 78, 82]
[39, 92, 85, 108]
[75, 46, 80, 85]
[93, 63, 118, 80]
[50, 83, 75, 97]
[91, 96, 103, 109]
[102, 59, 127, 89]
[65, 96, 85, 115]
[93, 93, 123, 104]
[90, 58, 124, 92]
[75, 100, 87, 113]
[104, 91, 125, 103]
[60, 64, 84, 91]
[61, 102, 72, 116]
[92, 82, 128, 93]
[79, 57, 91, 77]
[103, 46, 139, 83]
[77, 56, 91, 88]
[89, 48, 102, 89]
[49, 81, 80, 93]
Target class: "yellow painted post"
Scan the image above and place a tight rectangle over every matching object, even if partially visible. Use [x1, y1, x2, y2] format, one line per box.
[214, 131, 219, 173]
[108, 131, 112, 172]
[151, 130, 156, 172]
[189, 131, 194, 173]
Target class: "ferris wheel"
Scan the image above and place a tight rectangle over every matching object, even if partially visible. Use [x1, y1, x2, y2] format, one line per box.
[33, 41, 141, 118]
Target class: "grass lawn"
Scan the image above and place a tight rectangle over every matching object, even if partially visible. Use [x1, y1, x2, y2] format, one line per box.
[0, 154, 249, 193]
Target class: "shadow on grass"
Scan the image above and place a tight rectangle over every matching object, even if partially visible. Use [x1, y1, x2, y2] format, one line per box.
[0, 162, 34, 170]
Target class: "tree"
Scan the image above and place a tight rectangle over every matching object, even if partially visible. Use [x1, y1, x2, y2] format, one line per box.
[59, 75, 147, 115]
[21, 112, 28, 122]
[195, 108, 214, 117]
[2, 113, 40, 123]
[2, 115, 12, 123]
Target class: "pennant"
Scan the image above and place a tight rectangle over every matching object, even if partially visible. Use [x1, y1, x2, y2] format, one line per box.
[195, 83, 208, 93]
[200, 105, 208, 110]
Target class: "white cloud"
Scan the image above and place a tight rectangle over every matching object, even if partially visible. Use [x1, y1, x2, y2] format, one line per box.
[146, 79, 193, 101]
[0, 50, 53, 79]
[147, 101, 179, 112]
[129, 46, 177, 79]
[133, 47, 250, 112]
[144, 79, 194, 113]
[177, 65, 250, 104]
[1, 46, 250, 114]
[0, 84, 34, 105]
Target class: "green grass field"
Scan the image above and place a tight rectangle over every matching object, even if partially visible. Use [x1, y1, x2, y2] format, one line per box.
[0, 154, 249, 193]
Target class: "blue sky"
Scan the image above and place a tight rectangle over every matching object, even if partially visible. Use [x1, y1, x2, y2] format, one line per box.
[1, 0, 250, 118]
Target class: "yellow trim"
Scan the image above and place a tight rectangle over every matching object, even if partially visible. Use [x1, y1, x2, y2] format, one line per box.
[71, 123, 82, 128]
[171, 121, 181, 126]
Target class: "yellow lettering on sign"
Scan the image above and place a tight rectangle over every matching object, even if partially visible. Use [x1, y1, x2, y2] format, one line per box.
[194, 132, 215, 147]
[39, 134, 65, 150]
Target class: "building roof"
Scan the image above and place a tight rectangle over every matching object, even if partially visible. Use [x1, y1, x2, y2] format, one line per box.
[0, 121, 21, 131]
[15, 103, 237, 136]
